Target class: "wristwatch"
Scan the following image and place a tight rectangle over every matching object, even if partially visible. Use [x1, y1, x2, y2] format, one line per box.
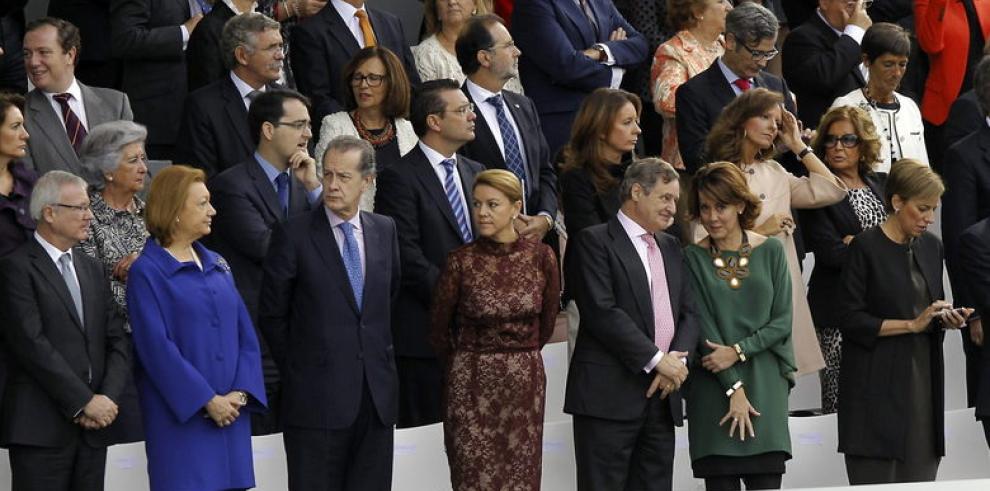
[592, 44, 607, 62]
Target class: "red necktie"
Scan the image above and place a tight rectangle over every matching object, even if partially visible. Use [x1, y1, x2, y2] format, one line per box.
[733, 78, 752, 92]
[52, 93, 88, 154]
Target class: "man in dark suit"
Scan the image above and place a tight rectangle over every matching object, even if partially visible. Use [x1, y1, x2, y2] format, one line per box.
[186, 0, 260, 92]
[47, 0, 121, 89]
[782, 0, 871, 129]
[456, 15, 558, 243]
[945, 89, 983, 151]
[511, 0, 648, 157]
[676, 2, 796, 174]
[375, 79, 484, 428]
[22, 17, 133, 182]
[0, 171, 130, 491]
[208, 88, 322, 435]
[110, 0, 204, 161]
[958, 216, 990, 448]
[942, 57, 990, 411]
[565, 158, 698, 490]
[177, 13, 284, 177]
[290, 0, 419, 135]
[260, 135, 400, 490]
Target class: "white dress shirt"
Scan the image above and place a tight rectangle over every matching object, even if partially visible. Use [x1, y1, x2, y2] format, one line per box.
[43, 78, 89, 132]
[465, 79, 529, 174]
[34, 231, 80, 294]
[326, 208, 366, 278]
[717, 58, 751, 97]
[419, 141, 473, 237]
[331, 0, 371, 48]
[230, 71, 266, 110]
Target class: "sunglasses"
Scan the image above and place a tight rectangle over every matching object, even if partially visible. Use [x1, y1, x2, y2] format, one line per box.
[823, 133, 861, 149]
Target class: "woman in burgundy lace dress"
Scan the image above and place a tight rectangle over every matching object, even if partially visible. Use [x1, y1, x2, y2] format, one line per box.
[431, 169, 561, 490]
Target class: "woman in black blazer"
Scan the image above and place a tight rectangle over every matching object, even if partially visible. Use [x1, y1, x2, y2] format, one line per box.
[838, 159, 971, 485]
[802, 106, 885, 414]
[558, 88, 641, 352]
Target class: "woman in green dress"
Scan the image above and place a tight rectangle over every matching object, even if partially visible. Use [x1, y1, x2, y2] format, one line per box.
[684, 162, 795, 490]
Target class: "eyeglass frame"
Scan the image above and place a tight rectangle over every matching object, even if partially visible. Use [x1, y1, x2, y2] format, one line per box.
[738, 42, 779, 62]
[484, 40, 517, 52]
[53, 203, 91, 213]
[435, 102, 476, 116]
[349, 73, 387, 87]
[823, 133, 862, 149]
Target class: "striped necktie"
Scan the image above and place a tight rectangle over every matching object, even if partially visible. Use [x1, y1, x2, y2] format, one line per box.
[52, 93, 87, 154]
[485, 94, 527, 188]
[441, 159, 473, 243]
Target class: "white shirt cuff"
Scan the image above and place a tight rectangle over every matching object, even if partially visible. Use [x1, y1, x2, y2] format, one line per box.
[643, 350, 663, 373]
[596, 43, 617, 66]
[609, 67, 625, 89]
[843, 25, 866, 44]
[181, 25, 190, 51]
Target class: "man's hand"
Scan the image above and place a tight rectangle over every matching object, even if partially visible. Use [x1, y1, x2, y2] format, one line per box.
[971, 318, 984, 347]
[656, 350, 688, 385]
[82, 395, 118, 428]
[514, 214, 552, 241]
[846, 0, 872, 30]
[289, 149, 321, 192]
[608, 27, 627, 41]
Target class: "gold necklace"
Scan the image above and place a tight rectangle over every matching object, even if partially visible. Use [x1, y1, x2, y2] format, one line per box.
[708, 232, 751, 289]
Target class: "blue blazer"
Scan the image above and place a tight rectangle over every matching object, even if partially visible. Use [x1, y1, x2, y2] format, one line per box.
[127, 239, 267, 491]
[259, 208, 401, 429]
[512, 0, 648, 117]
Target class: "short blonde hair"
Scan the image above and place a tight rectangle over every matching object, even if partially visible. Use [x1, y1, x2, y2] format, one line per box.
[884, 159, 944, 213]
[145, 165, 206, 247]
[473, 169, 523, 204]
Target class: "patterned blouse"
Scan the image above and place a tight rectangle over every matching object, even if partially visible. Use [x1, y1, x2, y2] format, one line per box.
[78, 190, 149, 327]
[848, 186, 886, 230]
[650, 30, 723, 169]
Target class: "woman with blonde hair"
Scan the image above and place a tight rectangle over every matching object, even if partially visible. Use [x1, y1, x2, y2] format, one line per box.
[703, 87, 847, 376]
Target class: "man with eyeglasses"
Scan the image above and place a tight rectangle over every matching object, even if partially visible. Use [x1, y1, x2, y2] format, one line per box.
[676, 1, 797, 174]
[456, 15, 559, 244]
[177, 13, 285, 179]
[0, 170, 130, 491]
[206, 89, 322, 436]
[375, 79, 485, 428]
[783, 0, 872, 129]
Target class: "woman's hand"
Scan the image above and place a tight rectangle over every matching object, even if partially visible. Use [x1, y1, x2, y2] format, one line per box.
[909, 300, 952, 333]
[939, 307, 974, 330]
[702, 340, 739, 373]
[778, 107, 805, 153]
[111, 253, 140, 282]
[205, 395, 240, 428]
[719, 388, 760, 441]
[754, 213, 793, 237]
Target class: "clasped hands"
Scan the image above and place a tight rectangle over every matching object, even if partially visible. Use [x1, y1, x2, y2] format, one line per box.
[205, 391, 248, 428]
[75, 394, 118, 430]
[646, 351, 688, 400]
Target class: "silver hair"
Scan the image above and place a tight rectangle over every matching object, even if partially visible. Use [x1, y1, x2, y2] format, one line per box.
[30, 170, 88, 220]
[220, 12, 281, 71]
[619, 158, 679, 201]
[323, 135, 377, 177]
[725, 2, 779, 46]
[79, 120, 147, 188]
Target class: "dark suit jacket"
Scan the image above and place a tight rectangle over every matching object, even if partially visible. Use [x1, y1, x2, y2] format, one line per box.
[802, 172, 885, 329]
[290, 4, 419, 134]
[675, 60, 796, 174]
[957, 217, 990, 419]
[558, 164, 624, 299]
[185, 0, 235, 92]
[374, 145, 484, 358]
[260, 208, 399, 428]
[563, 217, 699, 423]
[782, 13, 866, 129]
[0, 239, 130, 448]
[944, 90, 983, 151]
[175, 75, 259, 176]
[942, 125, 990, 310]
[838, 227, 946, 460]
[511, 0, 648, 147]
[459, 82, 558, 218]
[23, 83, 133, 181]
[110, 0, 190, 147]
[208, 157, 314, 322]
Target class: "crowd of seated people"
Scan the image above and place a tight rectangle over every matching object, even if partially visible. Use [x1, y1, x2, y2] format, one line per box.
[2, 1, 990, 490]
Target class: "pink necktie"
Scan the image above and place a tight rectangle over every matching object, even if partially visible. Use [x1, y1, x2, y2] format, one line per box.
[642, 234, 676, 351]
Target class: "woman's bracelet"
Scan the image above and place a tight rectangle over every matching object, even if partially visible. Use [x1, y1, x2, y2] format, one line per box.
[733, 343, 747, 363]
[725, 380, 743, 397]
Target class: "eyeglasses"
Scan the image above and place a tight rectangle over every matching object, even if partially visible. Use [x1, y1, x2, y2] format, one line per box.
[350, 73, 386, 87]
[53, 203, 91, 213]
[485, 41, 516, 52]
[273, 120, 312, 131]
[739, 43, 779, 61]
[441, 103, 475, 116]
[823, 133, 861, 148]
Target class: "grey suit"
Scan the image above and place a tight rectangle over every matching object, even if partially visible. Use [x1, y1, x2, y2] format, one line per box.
[23, 82, 133, 181]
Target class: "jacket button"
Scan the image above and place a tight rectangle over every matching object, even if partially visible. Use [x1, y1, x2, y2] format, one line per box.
[759, 193, 766, 200]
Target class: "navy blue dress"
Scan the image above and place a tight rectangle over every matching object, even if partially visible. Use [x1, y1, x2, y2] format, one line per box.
[127, 238, 267, 491]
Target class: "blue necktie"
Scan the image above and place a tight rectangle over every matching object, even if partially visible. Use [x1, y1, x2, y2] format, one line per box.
[441, 159, 473, 243]
[485, 94, 527, 188]
[275, 172, 289, 218]
[338, 222, 364, 311]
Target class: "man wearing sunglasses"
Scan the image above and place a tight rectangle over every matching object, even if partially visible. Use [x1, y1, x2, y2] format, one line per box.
[783, 0, 872, 129]
[676, 2, 797, 174]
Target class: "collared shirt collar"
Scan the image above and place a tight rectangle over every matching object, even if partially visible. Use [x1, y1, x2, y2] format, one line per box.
[717, 57, 749, 86]
[816, 8, 844, 36]
[254, 152, 287, 187]
[418, 140, 456, 166]
[42, 77, 83, 102]
[331, 0, 363, 20]
[324, 206, 362, 232]
[34, 231, 72, 261]
[617, 209, 650, 243]
[222, 0, 257, 14]
[465, 78, 500, 105]
[230, 71, 265, 97]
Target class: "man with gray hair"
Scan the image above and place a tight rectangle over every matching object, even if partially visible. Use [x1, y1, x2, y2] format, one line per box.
[0, 170, 130, 490]
[565, 158, 698, 490]
[675, 1, 796, 174]
[177, 12, 284, 178]
[260, 134, 400, 489]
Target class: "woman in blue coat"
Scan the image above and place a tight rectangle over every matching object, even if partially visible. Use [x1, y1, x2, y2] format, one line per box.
[126, 165, 267, 491]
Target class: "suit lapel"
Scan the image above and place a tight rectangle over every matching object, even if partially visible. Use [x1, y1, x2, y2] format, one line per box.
[360, 211, 384, 312]
[410, 148, 463, 239]
[559, 0, 597, 48]
[27, 91, 80, 174]
[457, 156, 480, 235]
[326, 5, 361, 54]
[504, 92, 540, 197]
[462, 86, 507, 169]
[706, 63, 737, 105]
[80, 83, 112, 129]
[28, 242, 84, 330]
[245, 158, 284, 221]
[221, 78, 254, 153]
[309, 208, 361, 313]
[608, 219, 654, 333]
[658, 235, 681, 322]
